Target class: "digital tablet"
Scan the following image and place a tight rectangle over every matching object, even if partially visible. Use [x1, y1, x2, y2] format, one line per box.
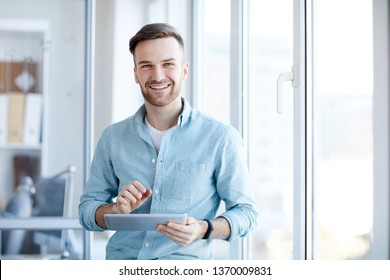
[104, 213, 188, 231]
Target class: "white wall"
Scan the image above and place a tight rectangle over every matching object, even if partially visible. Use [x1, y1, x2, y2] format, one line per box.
[94, 0, 145, 149]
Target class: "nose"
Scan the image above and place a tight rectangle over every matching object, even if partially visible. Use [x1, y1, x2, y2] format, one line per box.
[151, 65, 165, 82]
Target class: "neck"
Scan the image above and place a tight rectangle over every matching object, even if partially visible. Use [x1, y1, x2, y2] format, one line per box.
[145, 97, 183, 131]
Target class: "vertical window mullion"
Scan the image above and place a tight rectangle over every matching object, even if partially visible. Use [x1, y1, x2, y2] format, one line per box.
[305, 0, 314, 260]
[372, 0, 390, 259]
[83, 0, 95, 260]
[292, 0, 309, 260]
[189, 0, 203, 108]
[230, 0, 248, 260]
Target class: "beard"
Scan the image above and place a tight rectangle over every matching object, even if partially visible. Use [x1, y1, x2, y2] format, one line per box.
[140, 80, 182, 107]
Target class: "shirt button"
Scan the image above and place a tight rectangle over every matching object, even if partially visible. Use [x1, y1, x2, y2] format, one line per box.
[152, 159, 156, 164]
[155, 189, 159, 194]
[144, 242, 149, 248]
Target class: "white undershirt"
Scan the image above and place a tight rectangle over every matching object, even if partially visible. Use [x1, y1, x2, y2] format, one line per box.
[145, 116, 176, 153]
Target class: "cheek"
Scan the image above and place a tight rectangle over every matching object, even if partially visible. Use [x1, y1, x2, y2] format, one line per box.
[169, 69, 185, 82]
[134, 72, 144, 85]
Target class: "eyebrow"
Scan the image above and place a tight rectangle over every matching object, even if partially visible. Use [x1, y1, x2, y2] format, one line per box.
[137, 58, 177, 66]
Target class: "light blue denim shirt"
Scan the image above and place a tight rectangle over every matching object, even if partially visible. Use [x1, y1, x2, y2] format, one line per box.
[79, 98, 258, 259]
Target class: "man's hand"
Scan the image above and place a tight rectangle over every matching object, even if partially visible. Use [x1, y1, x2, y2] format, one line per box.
[156, 216, 231, 246]
[155, 217, 207, 246]
[114, 181, 152, 214]
[95, 181, 152, 228]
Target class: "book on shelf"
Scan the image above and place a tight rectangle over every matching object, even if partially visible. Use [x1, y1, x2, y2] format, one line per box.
[5, 92, 42, 145]
[8, 92, 25, 143]
[23, 93, 42, 145]
[0, 62, 5, 93]
[0, 60, 42, 146]
[0, 93, 8, 144]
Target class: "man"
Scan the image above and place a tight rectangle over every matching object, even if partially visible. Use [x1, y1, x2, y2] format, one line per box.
[79, 23, 258, 260]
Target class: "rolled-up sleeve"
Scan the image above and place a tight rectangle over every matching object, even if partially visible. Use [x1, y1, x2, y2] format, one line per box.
[215, 126, 259, 241]
[78, 127, 119, 231]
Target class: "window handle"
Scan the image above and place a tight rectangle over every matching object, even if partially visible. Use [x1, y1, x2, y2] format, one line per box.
[277, 66, 298, 114]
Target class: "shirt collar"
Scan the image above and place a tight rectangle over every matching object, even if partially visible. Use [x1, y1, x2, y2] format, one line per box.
[135, 97, 192, 127]
[177, 97, 191, 127]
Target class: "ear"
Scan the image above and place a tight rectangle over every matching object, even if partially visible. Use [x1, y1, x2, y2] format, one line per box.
[182, 62, 189, 80]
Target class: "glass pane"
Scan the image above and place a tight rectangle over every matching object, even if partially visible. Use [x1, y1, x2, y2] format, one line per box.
[199, 0, 231, 125]
[248, 0, 294, 259]
[195, 0, 230, 258]
[313, 0, 373, 259]
[0, 0, 86, 259]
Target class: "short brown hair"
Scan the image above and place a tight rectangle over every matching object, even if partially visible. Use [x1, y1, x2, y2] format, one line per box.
[129, 23, 185, 55]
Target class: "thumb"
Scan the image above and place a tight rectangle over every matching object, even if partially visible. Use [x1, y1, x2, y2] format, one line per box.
[141, 189, 153, 202]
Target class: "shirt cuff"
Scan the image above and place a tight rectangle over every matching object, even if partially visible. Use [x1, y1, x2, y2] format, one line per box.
[80, 202, 107, 231]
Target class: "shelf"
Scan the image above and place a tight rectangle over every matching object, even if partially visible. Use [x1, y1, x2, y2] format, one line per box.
[0, 217, 82, 230]
[0, 143, 42, 150]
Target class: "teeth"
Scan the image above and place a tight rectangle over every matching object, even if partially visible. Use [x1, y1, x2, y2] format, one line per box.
[150, 84, 169, 90]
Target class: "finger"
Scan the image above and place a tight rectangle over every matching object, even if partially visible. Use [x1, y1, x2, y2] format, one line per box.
[132, 181, 148, 194]
[126, 187, 151, 204]
[116, 198, 134, 214]
[157, 226, 189, 246]
[157, 223, 190, 238]
[115, 196, 132, 213]
[165, 222, 188, 233]
[123, 184, 143, 199]
[125, 182, 152, 202]
[119, 189, 138, 204]
[140, 189, 153, 202]
[156, 216, 193, 236]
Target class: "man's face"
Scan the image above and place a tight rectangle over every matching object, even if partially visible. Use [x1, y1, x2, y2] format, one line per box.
[133, 37, 189, 107]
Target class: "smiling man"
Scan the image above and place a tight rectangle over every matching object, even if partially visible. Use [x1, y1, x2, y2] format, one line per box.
[79, 23, 258, 260]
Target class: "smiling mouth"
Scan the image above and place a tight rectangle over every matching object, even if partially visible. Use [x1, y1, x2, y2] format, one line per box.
[148, 84, 170, 90]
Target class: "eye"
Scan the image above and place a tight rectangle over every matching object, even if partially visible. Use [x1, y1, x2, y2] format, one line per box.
[164, 62, 175, 67]
[140, 64, 152, 69]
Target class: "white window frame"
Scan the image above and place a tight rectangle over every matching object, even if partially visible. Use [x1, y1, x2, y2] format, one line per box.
[304, 0, 390, 260]
[372, 0, 390, 260]
[230, 0, 249, 260]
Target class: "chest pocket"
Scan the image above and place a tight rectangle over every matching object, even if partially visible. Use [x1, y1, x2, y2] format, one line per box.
[172, 161, 211, 203]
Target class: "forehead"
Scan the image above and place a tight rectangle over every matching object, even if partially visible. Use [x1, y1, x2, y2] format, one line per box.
[133, 37, 184, 63]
